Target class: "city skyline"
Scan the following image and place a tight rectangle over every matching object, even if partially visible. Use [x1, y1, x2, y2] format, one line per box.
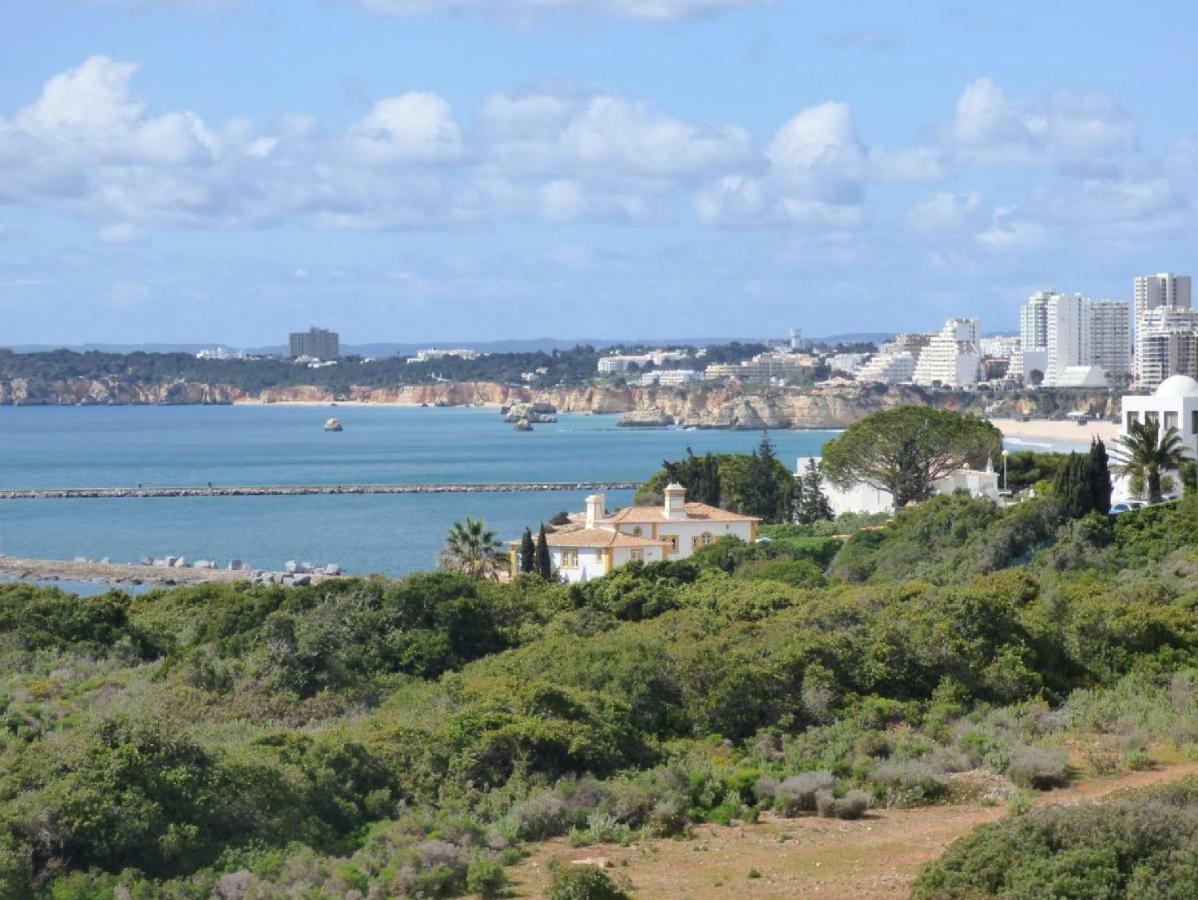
[2, 0, 1196, 344]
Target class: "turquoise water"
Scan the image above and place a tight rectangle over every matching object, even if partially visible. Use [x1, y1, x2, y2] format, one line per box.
[0, 406, 839, 576]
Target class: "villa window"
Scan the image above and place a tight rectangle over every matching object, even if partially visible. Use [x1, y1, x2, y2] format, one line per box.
[702, 532, 714, 546]
[630, 549, 644, 561]
[662, 535, 679, 554]
[1166, 411, 1179, 430]
[560, 550, 580, 568]
[1146, 411, 1160, 424]
[1192, 411, 1198, 434]
[632, 526, 643, 536]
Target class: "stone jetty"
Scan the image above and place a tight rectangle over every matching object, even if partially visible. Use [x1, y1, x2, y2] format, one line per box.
[0, 481, 643, 501]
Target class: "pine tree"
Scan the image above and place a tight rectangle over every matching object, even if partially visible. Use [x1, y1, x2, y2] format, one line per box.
[520, 527, 536, 574]
[797, 459, 834, 524]
[535, 525, 552, 579]
[1087, 439, 1112, 515]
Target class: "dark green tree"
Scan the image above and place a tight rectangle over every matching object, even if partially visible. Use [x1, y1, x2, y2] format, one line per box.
[1053, 452, 1090, 519]
[1087, 438, 1112, 515]
[520, 527, 536, 574]
[797, 458, 834, 524]
[739, 434, 793, 522]
[820, 407, 1003, 509]
[535, 525, 552, 580]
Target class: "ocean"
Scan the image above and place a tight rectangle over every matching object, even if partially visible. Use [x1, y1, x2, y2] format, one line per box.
[0, 405, 841, 576]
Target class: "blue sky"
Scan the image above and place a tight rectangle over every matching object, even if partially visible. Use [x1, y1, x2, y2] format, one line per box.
[1, 0, 1195, 345]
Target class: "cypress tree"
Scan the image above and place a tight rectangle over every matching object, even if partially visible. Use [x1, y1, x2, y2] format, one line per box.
[1053, 452, 1088, 519]
[798, 459, 834, 524]
[1087, 438, 1112, 515]
[535, 525, 552, 579]
[520, 527, 536, 574]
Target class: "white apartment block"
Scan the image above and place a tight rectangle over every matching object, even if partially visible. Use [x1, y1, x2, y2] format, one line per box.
[1137, 306, 1198, 387]
[1023, 291, 1129, 386]
[912, 318, 981, 389]
[856, 350, 916, 384]
[1020, 291, 1051, 354]
[637, 369, 701, 386]
[1089, 300, 1131, 379]
[1134, 273, 1192, 331]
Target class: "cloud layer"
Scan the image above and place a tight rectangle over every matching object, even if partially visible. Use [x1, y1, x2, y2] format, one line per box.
[0, 55, 1192, 265]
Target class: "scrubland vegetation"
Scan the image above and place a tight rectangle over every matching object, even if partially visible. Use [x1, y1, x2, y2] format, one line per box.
[5, 490, 1198, 896]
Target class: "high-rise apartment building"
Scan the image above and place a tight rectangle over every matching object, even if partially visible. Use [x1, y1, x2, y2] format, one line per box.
[1021, 291, 1129, 385]
[288, 327, 340, 360]
[1137, 306, 1198, 387]
[912, 318, 981, 388]
[1134, 273, 1192, 329]
[1020, 291, 1050, 353]
[1088, 299, 1131, 379]
[1045, 293, 1088, 386]
[1133, 274, 1194, 383]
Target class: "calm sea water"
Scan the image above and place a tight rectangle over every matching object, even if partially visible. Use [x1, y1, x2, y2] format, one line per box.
[0, 405, 839, 576]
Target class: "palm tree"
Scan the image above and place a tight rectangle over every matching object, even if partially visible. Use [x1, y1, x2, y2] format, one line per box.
[439, 516, 504, 580]
[1111, 418, 1191, 503]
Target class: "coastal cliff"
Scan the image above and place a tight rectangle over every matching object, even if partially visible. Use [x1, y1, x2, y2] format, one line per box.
[0, 376, 1120, 429]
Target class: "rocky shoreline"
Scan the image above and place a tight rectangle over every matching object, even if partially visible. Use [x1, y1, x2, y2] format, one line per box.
[0, 377, 1121, 430]
[0, 555, 343, 589]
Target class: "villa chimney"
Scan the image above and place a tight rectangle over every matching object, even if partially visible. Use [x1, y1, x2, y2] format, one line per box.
[585, 494, 605, 529]
[663, 482, 687, 520]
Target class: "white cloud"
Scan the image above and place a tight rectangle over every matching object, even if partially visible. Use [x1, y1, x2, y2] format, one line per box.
[976, 207, 1048, 252]
[906, 191, 982, 232]
[479, 89, 752, 178]
[357, 0, 770, 22]
[347, 93, 464, 164]
[943, 77, 1135, 171]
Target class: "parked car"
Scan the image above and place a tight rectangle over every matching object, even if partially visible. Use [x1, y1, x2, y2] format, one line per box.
[1110, 501, 1147, 515]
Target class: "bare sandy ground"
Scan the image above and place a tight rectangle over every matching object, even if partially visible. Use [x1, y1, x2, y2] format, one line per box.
[512, 762, 1198, 900]
[991, 417, 1119, 445]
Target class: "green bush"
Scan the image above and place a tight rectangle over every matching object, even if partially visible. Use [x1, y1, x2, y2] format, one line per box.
[547, 862, 628, 900]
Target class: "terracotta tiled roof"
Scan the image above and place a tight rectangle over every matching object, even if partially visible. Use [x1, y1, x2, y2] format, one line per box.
[599, 502, 760, 524]
[507, 528, 665, 549]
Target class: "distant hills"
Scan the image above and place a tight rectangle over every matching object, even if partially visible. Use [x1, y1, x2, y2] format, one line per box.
[7, 333, 899, 356]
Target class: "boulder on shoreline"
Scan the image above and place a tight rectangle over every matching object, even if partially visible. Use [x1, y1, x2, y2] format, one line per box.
[617, 410, 675, 428]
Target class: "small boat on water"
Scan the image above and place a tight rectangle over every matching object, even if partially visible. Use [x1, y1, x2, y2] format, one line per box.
[514, 419, 533, 432]
[324, 418, 343, 432]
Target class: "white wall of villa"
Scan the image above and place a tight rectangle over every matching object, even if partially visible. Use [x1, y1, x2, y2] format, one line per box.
[796, 457, 1001, 515]
[1119, 375, 1198, 497]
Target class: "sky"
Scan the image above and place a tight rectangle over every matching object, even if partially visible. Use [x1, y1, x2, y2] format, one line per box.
[1, 0, 1196, 346]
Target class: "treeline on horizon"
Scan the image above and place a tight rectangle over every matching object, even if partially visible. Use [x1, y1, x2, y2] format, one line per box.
[0, 343, 772, 394]
[5, 460, 1198, 895]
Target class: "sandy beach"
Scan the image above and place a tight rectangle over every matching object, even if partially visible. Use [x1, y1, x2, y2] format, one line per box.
[0, 555, 346, 589]
[990, 417, 1119, 446]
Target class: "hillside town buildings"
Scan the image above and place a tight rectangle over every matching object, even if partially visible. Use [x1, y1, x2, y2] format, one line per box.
[912, 318, 981, 388]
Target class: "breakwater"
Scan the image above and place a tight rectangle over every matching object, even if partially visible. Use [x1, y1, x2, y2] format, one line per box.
[0, 481, 643, 501]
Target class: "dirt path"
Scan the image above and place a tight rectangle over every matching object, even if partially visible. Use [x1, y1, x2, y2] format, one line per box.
[510, 763, 1198, 899]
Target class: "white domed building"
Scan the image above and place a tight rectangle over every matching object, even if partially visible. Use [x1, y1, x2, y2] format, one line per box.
[1118, 375, 1198, 498]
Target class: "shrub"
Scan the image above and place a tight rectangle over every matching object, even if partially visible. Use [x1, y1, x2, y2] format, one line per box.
[1006, 746, 1069, 790]
[547, 862, 629, 900]
[773, 772, 835, 816]
[466, 858, 509, 897]
[868, 761, 948, 807]
[816, 789, 870, 820]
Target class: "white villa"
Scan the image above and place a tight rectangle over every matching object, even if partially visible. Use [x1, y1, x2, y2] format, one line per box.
[1121, 374, 1198, 459]
[796, 456, 1001, 516]
[509, 484, 760, 583]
